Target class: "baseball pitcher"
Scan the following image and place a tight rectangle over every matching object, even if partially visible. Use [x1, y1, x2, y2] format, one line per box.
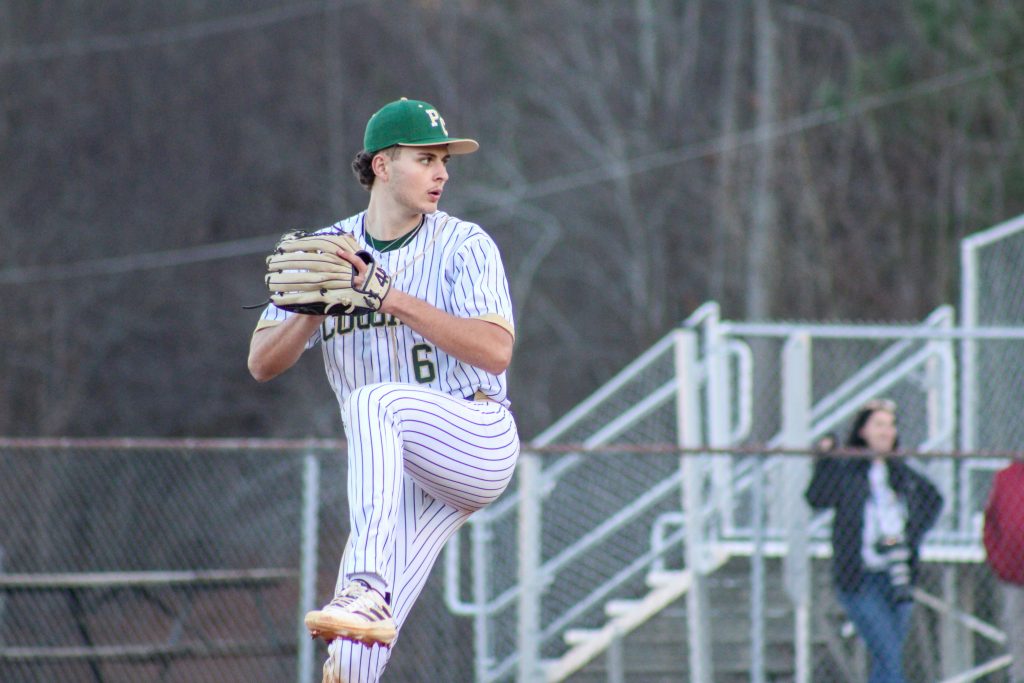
[248, 98, 519, 682]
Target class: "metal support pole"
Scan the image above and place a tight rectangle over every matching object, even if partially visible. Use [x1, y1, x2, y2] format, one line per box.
[940, 566, 974, 677]
[298, 454, 321, 683]
[473, 516, 494, 682]
[958, 238, 977, 455]
[781, 333, 812, 683]
[675, 330, 713, 683]
[750, 456, 766, 683]
[517, 452, 543, 683]
[705, 306, 734, 535]
[606, 628, 624, 683]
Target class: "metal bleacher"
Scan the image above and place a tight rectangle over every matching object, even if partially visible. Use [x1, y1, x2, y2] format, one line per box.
[446, 214, 1024, 683]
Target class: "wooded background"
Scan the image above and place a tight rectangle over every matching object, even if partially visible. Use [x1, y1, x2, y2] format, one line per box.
[2, 0, 1023, 440]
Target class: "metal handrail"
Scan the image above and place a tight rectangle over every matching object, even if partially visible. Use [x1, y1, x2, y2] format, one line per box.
[811, 306, 954, 420]
[469, 303, 1021, 682]
[538, 525, 689, 646]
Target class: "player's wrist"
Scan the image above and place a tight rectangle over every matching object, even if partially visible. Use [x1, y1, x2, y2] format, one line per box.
[294, 312, 327, 326]
[377, 288, 404, 315]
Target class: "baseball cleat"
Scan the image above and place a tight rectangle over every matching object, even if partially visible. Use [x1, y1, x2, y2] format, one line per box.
[305, 580, 396, 647]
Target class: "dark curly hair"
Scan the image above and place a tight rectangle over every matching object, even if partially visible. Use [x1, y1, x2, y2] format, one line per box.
[351, 146, 402, 191]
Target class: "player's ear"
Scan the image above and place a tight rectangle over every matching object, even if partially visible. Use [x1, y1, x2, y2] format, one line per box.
[371, 151, 390, 182]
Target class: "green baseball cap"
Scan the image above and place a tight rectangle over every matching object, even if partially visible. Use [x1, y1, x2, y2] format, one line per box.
[363, 98, 479, 155]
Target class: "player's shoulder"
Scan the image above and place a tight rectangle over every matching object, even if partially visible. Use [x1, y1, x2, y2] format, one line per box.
[311, 213, 362, 236]
[427, 211, 496, 249]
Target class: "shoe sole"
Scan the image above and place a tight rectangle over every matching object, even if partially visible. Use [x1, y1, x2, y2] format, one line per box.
[305, 610, 396, 647]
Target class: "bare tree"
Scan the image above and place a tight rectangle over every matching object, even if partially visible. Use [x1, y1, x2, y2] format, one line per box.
[2, 0, 1024, 439]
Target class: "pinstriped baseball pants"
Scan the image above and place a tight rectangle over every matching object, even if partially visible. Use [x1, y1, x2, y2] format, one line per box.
[324, 383, 520, 682]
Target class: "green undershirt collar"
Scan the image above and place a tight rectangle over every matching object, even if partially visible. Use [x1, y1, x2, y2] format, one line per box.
[364, 216, 424, 253]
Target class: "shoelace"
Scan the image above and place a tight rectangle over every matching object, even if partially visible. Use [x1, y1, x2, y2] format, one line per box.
[328, 581, 391, 618]
[328, 581, 371, 610]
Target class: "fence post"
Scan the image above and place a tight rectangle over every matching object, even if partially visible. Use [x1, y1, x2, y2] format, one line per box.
[959, 232, 980, 456]
[517, 451, 543, 683]
[298, 453, 321, 683]
[781, 333, 812, 683]
[705, 306, 735, 536]
[675, 329, 713, 683]
[606, 626, 624, 683]
[750, 451, 767, 683]
[473, 514, 494, 682]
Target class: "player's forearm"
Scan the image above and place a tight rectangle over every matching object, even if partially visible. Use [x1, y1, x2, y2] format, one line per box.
[382, 290, 513, 375]
[247, 314, 325, 382]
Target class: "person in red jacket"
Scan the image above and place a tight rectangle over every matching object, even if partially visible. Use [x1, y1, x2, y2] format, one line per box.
[983, 459, 1024, 683]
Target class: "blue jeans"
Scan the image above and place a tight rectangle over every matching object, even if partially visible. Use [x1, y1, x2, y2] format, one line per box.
[837, 572, 913, 683]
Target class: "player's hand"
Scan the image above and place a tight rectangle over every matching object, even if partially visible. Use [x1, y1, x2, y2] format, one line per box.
[336, 248, 369, 289]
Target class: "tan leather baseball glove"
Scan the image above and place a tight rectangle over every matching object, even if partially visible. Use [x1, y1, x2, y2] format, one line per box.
[263, 230, 392, 316]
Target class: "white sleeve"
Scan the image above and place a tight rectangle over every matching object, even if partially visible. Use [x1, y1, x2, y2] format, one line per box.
[450, 234, 515, 338]
[256, 304, 322, 349]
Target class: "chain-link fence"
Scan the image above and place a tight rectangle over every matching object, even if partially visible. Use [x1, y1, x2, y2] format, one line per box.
[473, 304, 1024, 683]
[0, 441, 476, 682]
[6, 441, 1013, 683]
[507, 449, 1018, 683]
[961, 214, 1024, 453]
[5, 217, 1023, 683]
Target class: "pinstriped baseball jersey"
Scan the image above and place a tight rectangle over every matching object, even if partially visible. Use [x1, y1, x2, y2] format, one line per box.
[257, 209, 514, 408]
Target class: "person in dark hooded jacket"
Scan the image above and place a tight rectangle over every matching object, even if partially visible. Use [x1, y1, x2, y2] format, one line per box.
[806, 399, 943, 683]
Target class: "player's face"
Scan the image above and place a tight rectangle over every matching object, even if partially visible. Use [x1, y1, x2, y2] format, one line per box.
[384, 145, 451, 215]
[858, 409, 897, 453]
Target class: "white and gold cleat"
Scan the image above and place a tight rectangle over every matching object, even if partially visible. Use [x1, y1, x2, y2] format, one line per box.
[305, 580, 396, 647]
